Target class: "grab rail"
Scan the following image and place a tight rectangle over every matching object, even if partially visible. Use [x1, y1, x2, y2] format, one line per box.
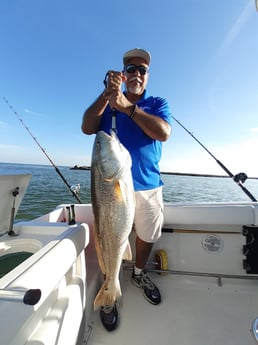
[0, 288, 41, 305]
[123, 263, 258, 286]
[145, 268, 258, 281]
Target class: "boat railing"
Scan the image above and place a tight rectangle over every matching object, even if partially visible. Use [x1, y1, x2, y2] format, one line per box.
[0, 288, 41, 305]
[0, 224, 89, 305]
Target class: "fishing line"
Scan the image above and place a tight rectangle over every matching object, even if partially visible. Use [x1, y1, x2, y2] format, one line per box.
[3, 97, 82, 204]
[172, 115, 257, 202]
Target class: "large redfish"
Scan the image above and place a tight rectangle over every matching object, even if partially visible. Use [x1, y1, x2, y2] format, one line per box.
[91, 130, 135, 310]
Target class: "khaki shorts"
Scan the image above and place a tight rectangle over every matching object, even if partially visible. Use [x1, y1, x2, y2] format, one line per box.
[134, 186, 164, 243]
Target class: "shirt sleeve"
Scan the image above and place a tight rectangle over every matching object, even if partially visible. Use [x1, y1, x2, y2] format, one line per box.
[151, 96, 172, 126]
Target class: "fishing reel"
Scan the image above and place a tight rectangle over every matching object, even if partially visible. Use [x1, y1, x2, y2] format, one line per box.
[70, 183, 80, 194]
[233, 172, 248, 184]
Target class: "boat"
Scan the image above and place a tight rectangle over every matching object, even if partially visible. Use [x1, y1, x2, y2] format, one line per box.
[70, 165, 91, 171]
[1, 171, 258, 345]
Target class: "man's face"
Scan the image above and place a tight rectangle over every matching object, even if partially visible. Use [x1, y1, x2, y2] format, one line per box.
[123, 57, 149, 95]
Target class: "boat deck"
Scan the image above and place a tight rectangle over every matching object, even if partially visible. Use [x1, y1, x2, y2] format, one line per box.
[85, 269, 257, 345]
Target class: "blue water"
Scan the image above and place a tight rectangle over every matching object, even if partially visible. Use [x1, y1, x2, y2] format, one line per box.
[1, 162, 257, 222]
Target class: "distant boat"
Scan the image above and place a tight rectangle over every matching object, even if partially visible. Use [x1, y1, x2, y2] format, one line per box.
[70, 165, 91, 170]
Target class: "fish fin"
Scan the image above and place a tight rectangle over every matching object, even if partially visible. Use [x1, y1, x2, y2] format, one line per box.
[94, 279, 121, 311]
[122, 240, 132, 261]
[93, 222, 106, 274]
[114, 179, 131, 203]
[114, 180, 124, 202]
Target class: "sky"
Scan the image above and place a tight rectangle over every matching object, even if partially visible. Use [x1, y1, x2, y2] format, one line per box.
[0, 0, 258, 177]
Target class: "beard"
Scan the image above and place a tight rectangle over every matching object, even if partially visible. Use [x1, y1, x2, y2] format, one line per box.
[127, 85, 143, 95]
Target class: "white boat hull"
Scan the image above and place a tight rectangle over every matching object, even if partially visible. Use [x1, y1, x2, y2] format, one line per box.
[1, 172, 258, 344]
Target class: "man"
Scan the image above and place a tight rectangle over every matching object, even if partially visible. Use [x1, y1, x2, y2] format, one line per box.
[81, 48, 172, 331]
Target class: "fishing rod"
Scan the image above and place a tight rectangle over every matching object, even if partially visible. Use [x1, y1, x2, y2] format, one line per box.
[172, 115, 257, 202]
[3, 97, 83, 204]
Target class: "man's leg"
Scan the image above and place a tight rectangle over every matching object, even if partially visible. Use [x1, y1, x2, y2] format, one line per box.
[135, 236, 153, 269]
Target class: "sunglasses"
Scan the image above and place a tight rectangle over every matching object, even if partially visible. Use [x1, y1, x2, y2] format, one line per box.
[124, 64, 149, 75]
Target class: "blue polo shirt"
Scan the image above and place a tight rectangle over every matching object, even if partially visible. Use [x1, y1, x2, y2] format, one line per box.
[99, 90, 172, 191]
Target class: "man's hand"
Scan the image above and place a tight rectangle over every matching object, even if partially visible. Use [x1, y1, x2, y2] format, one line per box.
[103, 71, 126, 98]
[103, 71, 133, 113]
[107, 89, 132, 113]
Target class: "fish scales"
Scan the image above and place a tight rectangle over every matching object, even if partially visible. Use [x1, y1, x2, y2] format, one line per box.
[91, 130, 135, 310]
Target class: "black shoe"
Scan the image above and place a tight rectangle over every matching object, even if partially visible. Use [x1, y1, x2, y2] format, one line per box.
[131, 270, 161, 305]
[100, 304, 119, 332]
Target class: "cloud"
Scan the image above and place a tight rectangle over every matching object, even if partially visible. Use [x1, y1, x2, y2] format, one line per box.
[0, 144, 21, 150]
[249, 127, 258, 133]
[24, 109, 46, 117]
[220, 1, 254, 53]
[161, 136, 258, 177]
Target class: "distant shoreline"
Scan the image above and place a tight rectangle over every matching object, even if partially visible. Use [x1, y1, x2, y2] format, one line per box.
[70, 166, 258, 180]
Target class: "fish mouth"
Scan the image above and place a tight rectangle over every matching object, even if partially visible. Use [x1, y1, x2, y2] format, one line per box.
[95, 130, 130, 180]
[109, 129, 119, 139]
[96, 130, 120, 148]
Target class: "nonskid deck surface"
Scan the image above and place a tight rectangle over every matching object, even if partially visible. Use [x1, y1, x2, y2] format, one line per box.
[85, 269, 257, 345]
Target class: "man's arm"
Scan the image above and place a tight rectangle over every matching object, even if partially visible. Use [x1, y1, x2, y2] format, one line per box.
[81, 92, 108, 135]
[108, 90, 172, 142]
[81, 71, 124, 135]
[128, 106, 171, 142]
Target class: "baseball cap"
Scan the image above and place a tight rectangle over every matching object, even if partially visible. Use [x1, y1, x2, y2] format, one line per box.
[123, 48, 151, 66]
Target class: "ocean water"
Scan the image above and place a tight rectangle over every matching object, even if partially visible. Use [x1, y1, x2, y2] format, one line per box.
[1, 162, 257, 222]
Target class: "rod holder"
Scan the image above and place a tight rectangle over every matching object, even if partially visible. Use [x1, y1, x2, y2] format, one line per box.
[8, 187, 20, 236]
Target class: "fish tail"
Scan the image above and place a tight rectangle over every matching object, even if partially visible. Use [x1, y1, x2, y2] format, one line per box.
[94, 279, 121, 311]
